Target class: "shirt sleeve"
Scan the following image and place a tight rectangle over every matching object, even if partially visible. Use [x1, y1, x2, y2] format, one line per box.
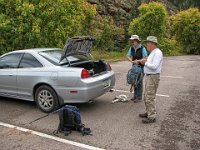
[127, 47, 132, 57]
[145, 52, 163, 70]
[142, 47, 148, 57]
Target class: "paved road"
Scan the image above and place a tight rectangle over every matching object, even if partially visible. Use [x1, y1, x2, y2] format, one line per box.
[0, 56, 200, 150]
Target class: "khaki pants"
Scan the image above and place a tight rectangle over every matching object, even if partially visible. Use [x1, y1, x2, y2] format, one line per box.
[143, 74, 160, 119]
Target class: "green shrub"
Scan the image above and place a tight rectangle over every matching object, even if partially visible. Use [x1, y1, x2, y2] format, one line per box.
[93, 16, 124, 52]
[170, 8, 200, 54]
[129, 2, 181, 56]
[0, 0, 96, 55]
[129, 2, 168, 41]
[159, 38, 182, 56]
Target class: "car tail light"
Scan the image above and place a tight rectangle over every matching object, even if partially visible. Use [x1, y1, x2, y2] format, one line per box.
[81, 69, 91, 79]
[70, 90, 78, 94]
[107, 63, 112, 71]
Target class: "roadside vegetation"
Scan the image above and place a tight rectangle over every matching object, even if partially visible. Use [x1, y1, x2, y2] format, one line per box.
[0, 0, 199, 60]
[129, 2, 200, 56]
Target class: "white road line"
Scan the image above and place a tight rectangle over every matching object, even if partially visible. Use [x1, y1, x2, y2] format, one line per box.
[113, 89, 132, 93]
[161, 76, 184, 79]
[0, 122, 105, 150]
[112, 89, 170, 98]
[114, 72, 184, 79]
[156, 94, 170, 98]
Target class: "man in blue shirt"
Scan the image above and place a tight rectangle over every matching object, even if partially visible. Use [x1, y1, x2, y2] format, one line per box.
[127, 35, 148, 103]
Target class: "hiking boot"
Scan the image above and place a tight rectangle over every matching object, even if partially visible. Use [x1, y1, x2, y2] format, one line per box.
[139, 113, 148, 118]
[133, 98, 142, 103]
[131, 97, 136, 101]
[142, 118, 156, 124]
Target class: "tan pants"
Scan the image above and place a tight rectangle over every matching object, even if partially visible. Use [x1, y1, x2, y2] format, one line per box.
[143, 74, 160, 119]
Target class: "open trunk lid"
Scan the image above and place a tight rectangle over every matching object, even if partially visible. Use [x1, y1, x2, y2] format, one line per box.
[60, 36, 95, 63]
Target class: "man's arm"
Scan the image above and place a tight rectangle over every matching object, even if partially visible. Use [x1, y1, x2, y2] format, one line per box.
[138, 47, 148, 65]
[127, 56, 138, 64]
[144, 52, 162, 70]
[142, 47, 148, 58]
[127, 47, 137, 64]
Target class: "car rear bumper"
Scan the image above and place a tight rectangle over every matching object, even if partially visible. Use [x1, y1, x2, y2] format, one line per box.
[54, 71, 115, 103]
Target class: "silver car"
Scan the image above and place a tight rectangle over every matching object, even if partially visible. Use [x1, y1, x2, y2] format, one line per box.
[0, 36, 115, 112]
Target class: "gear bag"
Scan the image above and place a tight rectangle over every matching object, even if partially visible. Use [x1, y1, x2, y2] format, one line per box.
[127, 64, 143, 87]
[55, 105, 92, 136]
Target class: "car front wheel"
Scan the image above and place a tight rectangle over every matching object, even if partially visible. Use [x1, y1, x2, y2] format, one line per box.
[35, 85, 59, 113]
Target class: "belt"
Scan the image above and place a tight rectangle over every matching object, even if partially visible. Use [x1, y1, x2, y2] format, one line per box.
[145, 73, 160, 76]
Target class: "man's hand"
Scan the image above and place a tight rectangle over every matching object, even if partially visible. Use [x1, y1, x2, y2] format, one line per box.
[127, 56, 135, 64]
[140, 58, 147, 65]
[132, 60, 137, 64]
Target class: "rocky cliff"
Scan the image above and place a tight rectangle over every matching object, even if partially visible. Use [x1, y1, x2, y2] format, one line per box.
[87, 0, 141, 27]
[87, 0, 187, 27]
[86, 0, 199, 50]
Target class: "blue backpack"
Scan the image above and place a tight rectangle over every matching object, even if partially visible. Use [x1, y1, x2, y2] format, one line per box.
[56, 105, 91, 136]
[127, 64, 143, 87]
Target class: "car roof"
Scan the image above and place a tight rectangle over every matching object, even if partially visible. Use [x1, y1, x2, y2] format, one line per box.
[1, 48, 63, 56]
[13, 48, 62, 53]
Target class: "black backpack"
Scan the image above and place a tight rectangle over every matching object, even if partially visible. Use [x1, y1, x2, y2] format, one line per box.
[55, 105, 91, 136]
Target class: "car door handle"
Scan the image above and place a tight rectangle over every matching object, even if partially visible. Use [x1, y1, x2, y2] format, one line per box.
[8, 74, 13, 76]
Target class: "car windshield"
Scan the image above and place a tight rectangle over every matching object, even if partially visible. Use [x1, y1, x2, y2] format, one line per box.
[39, 50, 89, 65]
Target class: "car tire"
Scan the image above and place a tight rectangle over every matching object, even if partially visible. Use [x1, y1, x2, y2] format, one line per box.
[35, 85, 59, 113]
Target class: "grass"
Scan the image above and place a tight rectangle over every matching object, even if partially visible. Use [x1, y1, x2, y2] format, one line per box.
[91, 50, 128, 62]
[91, 48, 187, 62]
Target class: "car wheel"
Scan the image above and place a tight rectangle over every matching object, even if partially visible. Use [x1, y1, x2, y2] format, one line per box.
[35, 85, 59, 113]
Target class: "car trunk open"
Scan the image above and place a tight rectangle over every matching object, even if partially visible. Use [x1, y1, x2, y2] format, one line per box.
[71, 60, 109, 76]
[60, 36, 110, 76]
[60, 36, 95, 62]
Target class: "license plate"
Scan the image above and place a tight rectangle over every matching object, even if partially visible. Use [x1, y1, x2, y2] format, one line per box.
[103, 79, 111, 88]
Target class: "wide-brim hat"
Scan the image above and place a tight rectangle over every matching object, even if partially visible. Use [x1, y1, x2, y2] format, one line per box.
[129, 35, 141, 42]
[143, 36, 158, 44]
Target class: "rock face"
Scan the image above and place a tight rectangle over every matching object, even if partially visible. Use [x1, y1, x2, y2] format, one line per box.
[87, 0, 140, 27]
[87, 0, 181, 27]
[86, 0, 197, 49]
[86, 0, 169, 46]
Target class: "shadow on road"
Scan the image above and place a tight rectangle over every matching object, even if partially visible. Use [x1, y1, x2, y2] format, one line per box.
[0, 96, 107, 114]
[0, 96, 37, 109]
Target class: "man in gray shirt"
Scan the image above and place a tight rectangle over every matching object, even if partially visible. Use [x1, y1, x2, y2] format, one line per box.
[138, 36, 163, 124]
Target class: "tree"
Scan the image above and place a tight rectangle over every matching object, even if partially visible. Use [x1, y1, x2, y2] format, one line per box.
[94, 16, 124, 52]
[170, 8, 200, 54]
[0, 0, 96, 54]
[128, 2, 168, 41]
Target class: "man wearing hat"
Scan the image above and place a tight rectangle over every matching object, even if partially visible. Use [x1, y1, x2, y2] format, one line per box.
[138, 36, 163, 123]
[127, 35, 148, 103]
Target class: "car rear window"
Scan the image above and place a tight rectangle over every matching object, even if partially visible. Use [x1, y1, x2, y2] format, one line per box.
[39, 50, 89, 65]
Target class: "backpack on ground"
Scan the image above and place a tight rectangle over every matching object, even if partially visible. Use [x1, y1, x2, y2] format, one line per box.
[127, 64, 143, 88]
[55, 105, 92, 136]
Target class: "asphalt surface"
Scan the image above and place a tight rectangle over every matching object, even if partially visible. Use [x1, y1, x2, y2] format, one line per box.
[0, 55, 200, 150]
